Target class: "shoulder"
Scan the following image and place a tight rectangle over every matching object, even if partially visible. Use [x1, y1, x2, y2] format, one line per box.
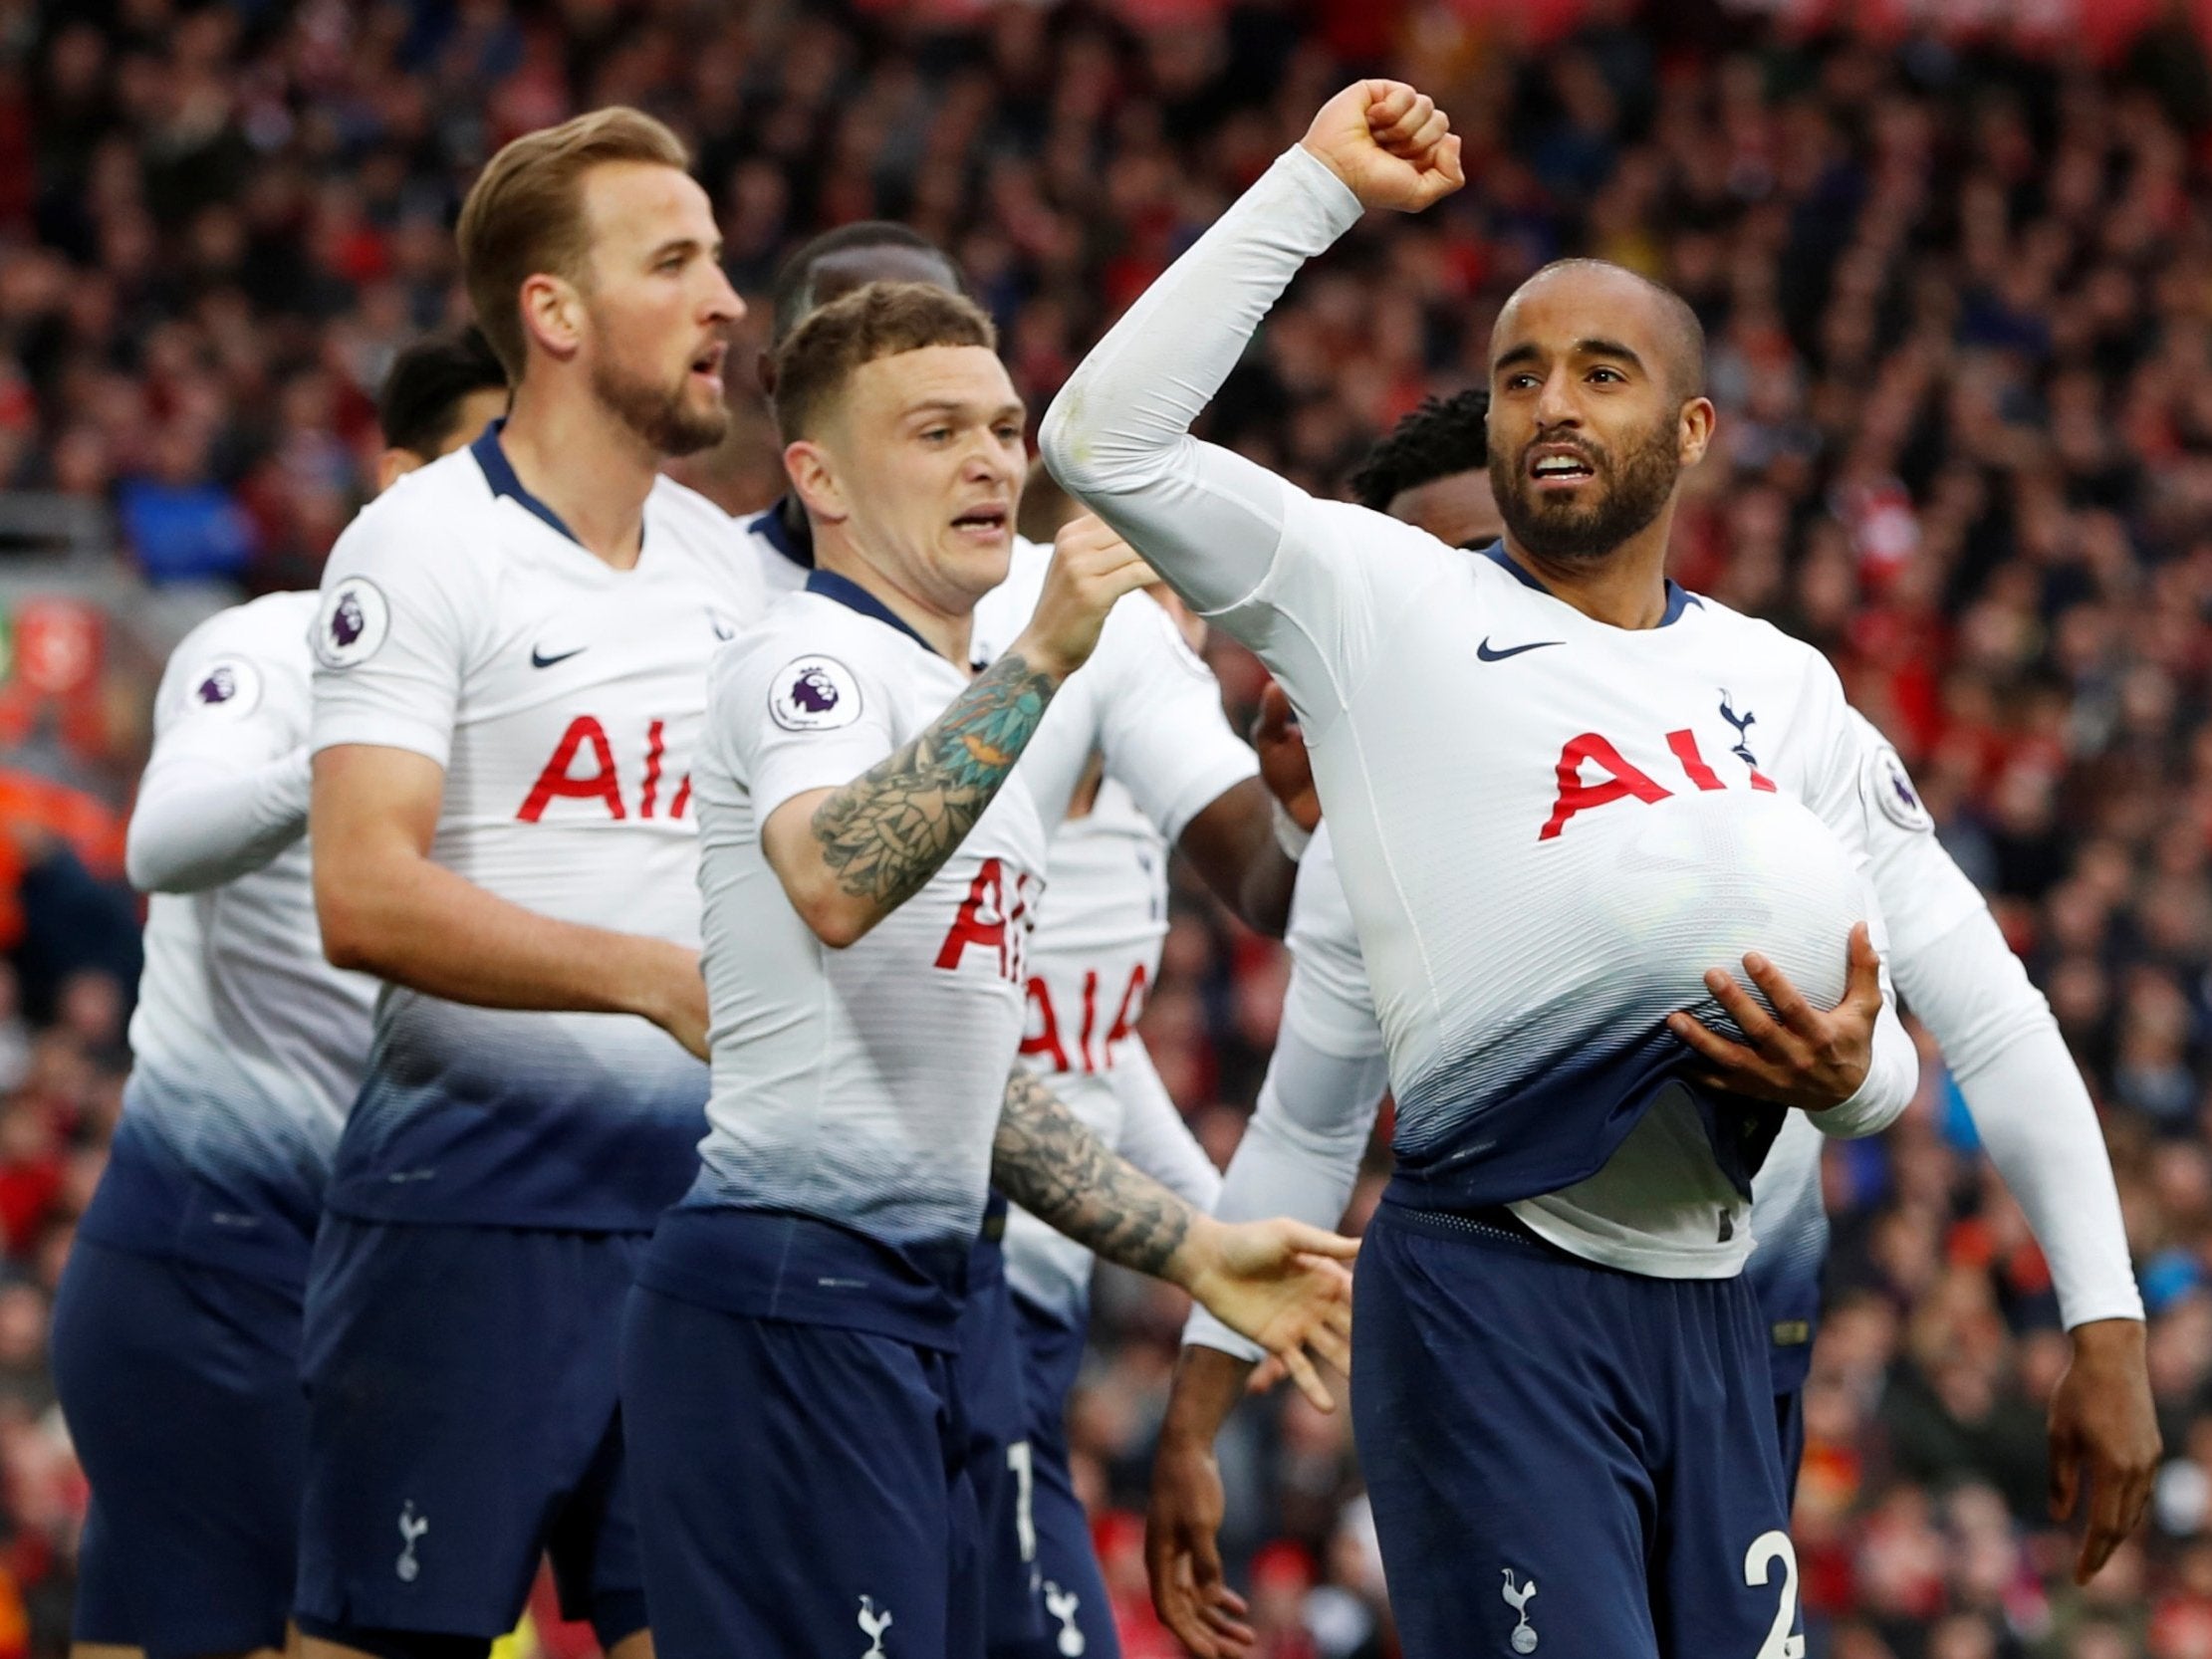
[712, 592, 893, 724]
[159, 592, 320, 726]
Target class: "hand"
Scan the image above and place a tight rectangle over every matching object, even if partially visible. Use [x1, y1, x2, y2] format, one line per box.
[1665, 922, 1882, 1111]
[1178, 1216, 1356, 1411]
[1300, 81, 1465, 215]
[1013, 513, 1157, 678]
[1148, 1428, 1254, 1658]
[637, 942, 710, 1061]
[1251, 681, 1320, 832]
[2050, 1318, 2160, 1584]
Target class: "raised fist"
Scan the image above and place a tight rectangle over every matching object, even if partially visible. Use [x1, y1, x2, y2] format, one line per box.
[1300, 80, 1465, 214]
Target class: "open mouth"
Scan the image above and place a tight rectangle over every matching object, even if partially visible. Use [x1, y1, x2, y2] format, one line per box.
[951, 504, 1010, 541]
[1529, 445, 1597, 487]
[688, 342, 727, 387]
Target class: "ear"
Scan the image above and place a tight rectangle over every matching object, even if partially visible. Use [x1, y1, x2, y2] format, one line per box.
[1677, 396, 1716, 469]
[785, 439, 850, 526]
[519, 273, 585, 365]
[375, 448, 420, 493]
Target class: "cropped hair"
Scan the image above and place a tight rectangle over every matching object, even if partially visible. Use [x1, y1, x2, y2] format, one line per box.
[377, 327, 507, 458]
[772, 282, 999, 443]
[457, 107, 689, 379]
[1350, 388, 1491, 511]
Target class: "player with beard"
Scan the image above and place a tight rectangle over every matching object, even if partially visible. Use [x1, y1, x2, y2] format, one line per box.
[1145, 392, 2154, 1656]
[1045, 82, 1929, 1658]
[297, 110, 765, 1659]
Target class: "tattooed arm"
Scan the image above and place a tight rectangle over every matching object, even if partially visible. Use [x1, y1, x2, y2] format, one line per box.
[762, 516, 1153, 947]
[992, 1066, 1362, 1411]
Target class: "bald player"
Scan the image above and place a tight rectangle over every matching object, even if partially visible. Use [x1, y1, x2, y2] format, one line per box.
[1047, 81, 1929, 1659]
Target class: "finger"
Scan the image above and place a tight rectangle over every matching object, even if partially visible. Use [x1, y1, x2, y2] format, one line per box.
[1397, 109, 1450, 158]
[1704, 969, 1798, 1061]
[1363, 80, 1416, 130]
[1376, 93, 1435, 146]
[1436, 131, 1467, 187]
[2079, 1466, 2129, 1584]
[1665, 1009, 1766, 1071]
[1282, 1345, 1338, 1412]
[1843, 921, 1882, 1014]
[1740, 952, 1824, 1041]
[2048, 1425, 2080, 1522]
[1279, 1222, 1360, 1260]
[1308, 1319, 1352, 1374]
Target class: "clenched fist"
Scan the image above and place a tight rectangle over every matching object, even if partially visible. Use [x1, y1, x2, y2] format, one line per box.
[1301, 81, 1465, 214]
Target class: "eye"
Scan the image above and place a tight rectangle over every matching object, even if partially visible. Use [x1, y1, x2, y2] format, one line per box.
[1589, 366, 1625, 383]
[1503, 372, 1540, 391]
[657, 254, 686, 273]
[995, 423, 1023, 442]
[920, 427, 951, 442]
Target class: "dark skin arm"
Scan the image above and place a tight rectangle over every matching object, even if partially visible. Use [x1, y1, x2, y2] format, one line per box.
[1149, 1344, 1266, 1658]
[2050, 1317, 2160, 1584]
[1179, 776, 1299, 938]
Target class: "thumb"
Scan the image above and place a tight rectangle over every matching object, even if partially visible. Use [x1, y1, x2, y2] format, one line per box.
[1362, 79, 1415, 130]
[1255, 681, 1294, 739]
[1844, 922, 1882, 1011]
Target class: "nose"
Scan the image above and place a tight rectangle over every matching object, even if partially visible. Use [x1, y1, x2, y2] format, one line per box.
[704, 262, 744, 325]
[1533, 364, 1581, 430]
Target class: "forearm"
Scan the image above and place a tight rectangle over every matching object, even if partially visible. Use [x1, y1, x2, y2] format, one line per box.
[127, 748, 312, 892]
[1110, 1045, 1224, 1210]
[1040, 149, 1361, 612]
[1179, 778, 1297, 937]
[317, 845, 685, 1020]
[1161, 1341, 1259, 1449]
[1185, 1048, 1382, 1360]
[784, 649, 1063, 946]
[993, 1065, 1209, 1286]
[1903, 909, 2143, 1326]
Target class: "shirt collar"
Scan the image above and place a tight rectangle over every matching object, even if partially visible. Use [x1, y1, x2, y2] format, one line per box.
[749, 497, 815, 571]
[1479, 539, 1702, 627]
[471, 418, 586, 547]
[804, 569, 937, 656]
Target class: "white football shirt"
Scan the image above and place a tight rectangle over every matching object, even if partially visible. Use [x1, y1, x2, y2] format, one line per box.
[89, 592, 378, 1285]
[309, 423, 769, 1230]
[1043, 144, 1920, 1278]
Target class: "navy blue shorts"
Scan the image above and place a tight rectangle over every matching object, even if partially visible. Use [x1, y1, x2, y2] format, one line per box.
[621, 1283, 985, 1659]
[52, 1237, 307, 1659]
[991, 1294, 1116, 1659]
[1776, 1387, 1807, 1509]
[1352, 1205, 1799, 1659]
[294, 1217, 648, 1650]
[963, 1239, 1049, 1651]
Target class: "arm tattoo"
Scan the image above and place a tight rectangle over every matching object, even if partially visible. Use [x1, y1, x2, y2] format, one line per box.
[993, 1066, 1194, 1281]
[810, 650, 1058, 910]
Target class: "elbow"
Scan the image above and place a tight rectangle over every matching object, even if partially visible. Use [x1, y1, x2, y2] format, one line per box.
[314, 879, 391, 975]
[784, 880, 875, 951]
[1038, 385, 1107, 500]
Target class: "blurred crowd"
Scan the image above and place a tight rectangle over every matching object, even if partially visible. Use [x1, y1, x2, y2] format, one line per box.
[9, 0, 2212, 1654]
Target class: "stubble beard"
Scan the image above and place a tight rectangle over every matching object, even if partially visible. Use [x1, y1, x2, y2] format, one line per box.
[1490, 416, 1680, 565]
[591, 354, 729, 459]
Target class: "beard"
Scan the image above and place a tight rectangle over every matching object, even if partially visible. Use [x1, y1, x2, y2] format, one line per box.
[1490, 414, 1680, 564]
[590, 351, 729, 458]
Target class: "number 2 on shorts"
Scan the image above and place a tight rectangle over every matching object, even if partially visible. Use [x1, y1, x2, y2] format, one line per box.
[1744, 1530, 1805, 1659]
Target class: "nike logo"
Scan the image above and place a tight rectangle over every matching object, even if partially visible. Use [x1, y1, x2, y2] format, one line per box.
[530, 645, 587, 668]
[1476, 637, 1563, 662]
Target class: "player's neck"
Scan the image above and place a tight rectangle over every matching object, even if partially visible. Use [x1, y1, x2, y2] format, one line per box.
[813, 526, 979, 667]
[499, 380, 661, 571]
[1500, 515, 1675, 630]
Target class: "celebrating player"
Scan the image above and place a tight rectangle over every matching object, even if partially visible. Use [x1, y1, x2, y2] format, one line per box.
[1045, 80, 1926, 1658]
[1145, 391, 2157, 1656]
[619, 280, 1356, 1658]
[297, 109, 764, 1659]
[732, 223, 1295, 1657]
[48, 329, 509, 1659]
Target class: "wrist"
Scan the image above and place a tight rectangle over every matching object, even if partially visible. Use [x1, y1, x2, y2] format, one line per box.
[1005, 629, 1081, 684]
[2069, 1317, 2147, 1364]
[1166, 1212, 1228, 1297]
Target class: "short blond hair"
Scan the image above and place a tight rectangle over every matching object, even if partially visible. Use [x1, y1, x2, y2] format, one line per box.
[772, 282, 1000, 443]
[457, 108, 690, 379]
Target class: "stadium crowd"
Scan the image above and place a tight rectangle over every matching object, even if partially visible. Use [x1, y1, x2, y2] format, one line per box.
[6, 0, 2212, 1654]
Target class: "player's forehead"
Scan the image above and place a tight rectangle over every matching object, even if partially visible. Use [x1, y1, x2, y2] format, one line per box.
[1490, 267, 1672, 372]
[847, 344, 1021, 421]
[807, 245, 962, 310]
[579, 160, 716, 261]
